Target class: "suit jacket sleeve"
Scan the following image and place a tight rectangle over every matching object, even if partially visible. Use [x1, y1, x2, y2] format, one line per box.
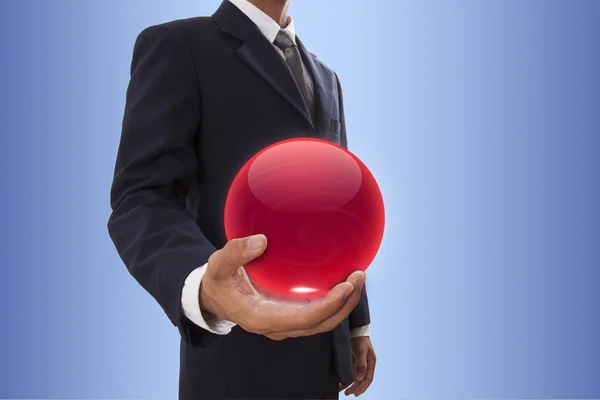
[108, 24, 215, 347]
[335, 73, 371, 330]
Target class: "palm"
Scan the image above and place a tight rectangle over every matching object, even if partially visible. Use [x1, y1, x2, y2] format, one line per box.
[230, 266, 363, 340]
[202, 235, 366, 342]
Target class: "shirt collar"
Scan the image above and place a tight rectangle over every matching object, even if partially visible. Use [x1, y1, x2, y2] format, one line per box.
[228, 0, 296, 44]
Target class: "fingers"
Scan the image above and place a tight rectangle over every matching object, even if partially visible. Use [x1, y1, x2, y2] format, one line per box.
[264, 332, 288, 341]
[257, 272, 366, 338]
[339, 383, 350, 393]
[298, 271, 365, 333]
[354, 347, 367, 382]
[344, 382, 359, 396]
[350, 348, 376, 397]
[234, 270, 366, 340]
[306, 271, 366, 330]
[253, 278, 356, 333]
[209, 234, 267, 279]
[364, 350, 376, 386]
[345, 270, 367, 289]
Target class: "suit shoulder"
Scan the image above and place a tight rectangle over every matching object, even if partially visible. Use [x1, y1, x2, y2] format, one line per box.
[310, 53, 338, 79]
[161, 17, 219, 37]
[310, 52, 329, 70]
[137, 16, 218, 43]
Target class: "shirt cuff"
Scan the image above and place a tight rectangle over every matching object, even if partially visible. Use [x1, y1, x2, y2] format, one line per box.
[181, 263, 237, 335]
[349, 324, 370, 338]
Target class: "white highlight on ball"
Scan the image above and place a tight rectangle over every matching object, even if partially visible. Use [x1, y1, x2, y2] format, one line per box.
[291, 287, 319, 293]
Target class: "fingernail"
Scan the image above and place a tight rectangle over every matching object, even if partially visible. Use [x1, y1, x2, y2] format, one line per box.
[247, 235, 265, 251]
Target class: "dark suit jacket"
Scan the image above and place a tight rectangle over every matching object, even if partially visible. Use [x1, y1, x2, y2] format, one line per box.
[108, 1, 370, 398]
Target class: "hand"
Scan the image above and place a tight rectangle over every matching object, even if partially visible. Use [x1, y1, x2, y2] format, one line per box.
[199, 234, 366, 340]
[340, 336, 376, 397]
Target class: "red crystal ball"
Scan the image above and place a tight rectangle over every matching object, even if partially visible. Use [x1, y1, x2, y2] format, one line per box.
[224, 138, 385, 299]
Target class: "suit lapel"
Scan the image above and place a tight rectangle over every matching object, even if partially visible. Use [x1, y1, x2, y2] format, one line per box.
[236, 32, 314, 127]
[297, 39, 336, 137]
[213, 1, 314, 130]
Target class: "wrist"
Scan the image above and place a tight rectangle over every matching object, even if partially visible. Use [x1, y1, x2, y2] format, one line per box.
[199, 280, 217, 317]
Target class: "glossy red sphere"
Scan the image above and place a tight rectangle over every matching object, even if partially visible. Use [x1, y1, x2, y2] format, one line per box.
[224, 138, 385, 299]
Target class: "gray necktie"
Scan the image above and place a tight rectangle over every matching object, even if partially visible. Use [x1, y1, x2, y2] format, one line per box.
[274, 29, 316, 121]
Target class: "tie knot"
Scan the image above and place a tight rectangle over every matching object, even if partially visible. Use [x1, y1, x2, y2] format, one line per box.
[274, 29, 295, 51]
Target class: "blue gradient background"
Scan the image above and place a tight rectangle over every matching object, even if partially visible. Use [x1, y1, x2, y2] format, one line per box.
[1, 0, 599, 398]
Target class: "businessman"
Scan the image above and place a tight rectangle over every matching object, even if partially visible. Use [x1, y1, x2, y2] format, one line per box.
[108, 0, 376, 398]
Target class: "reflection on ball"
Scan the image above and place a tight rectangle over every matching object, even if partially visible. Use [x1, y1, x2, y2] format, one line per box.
[224, 138, 385, 299]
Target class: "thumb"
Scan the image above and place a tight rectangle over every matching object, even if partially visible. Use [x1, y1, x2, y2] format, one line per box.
[208, 234, 267, 279]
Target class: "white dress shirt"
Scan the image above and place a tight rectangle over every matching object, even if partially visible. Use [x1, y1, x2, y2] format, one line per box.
[181, 0, 371, 339]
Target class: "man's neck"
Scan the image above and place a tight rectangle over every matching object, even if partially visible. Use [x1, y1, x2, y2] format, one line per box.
[247, 0, 291, 27]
